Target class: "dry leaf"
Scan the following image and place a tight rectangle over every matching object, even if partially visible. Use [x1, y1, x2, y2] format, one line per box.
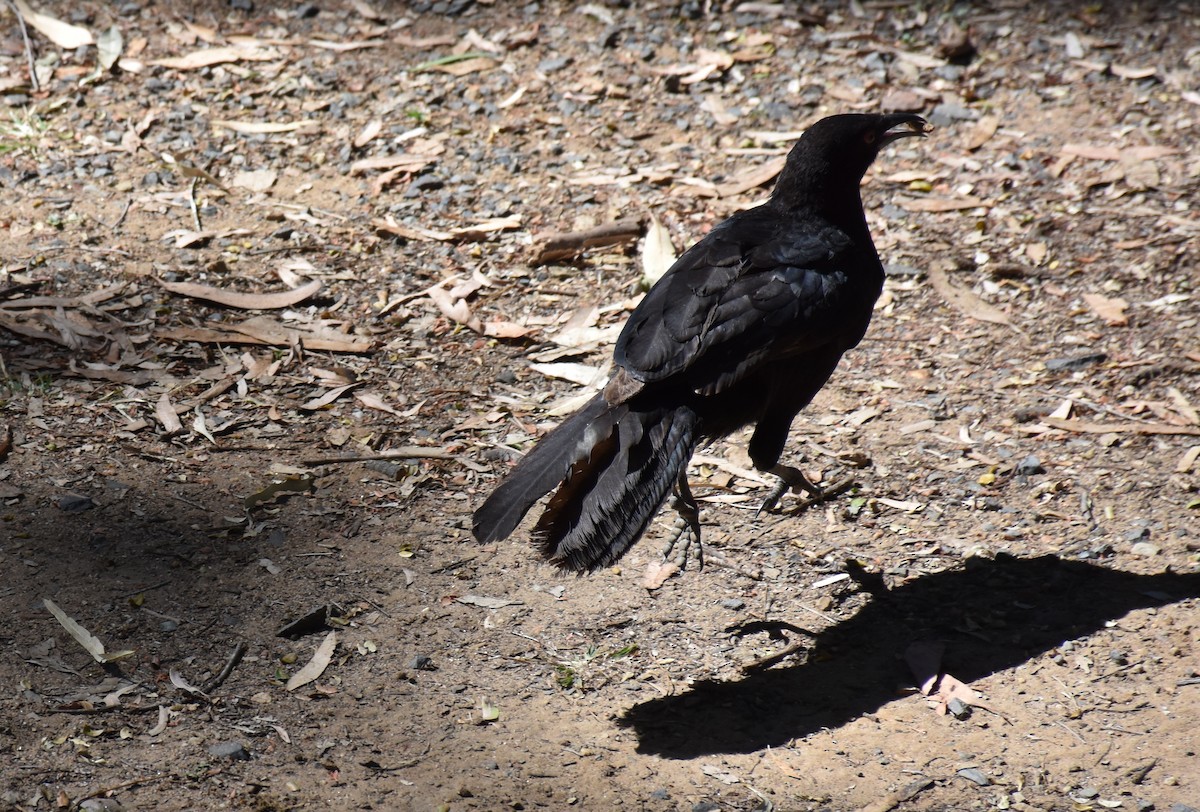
[212, 119, 319, 135]
[482, 321, 534, 339]
[350, 154, 433, 174]
[160, 278, 322, 310]
[966, 115, 999, 151]
[308, 39, 386, 52]
[641, 215, 676, 286]
[231, 169, 278, 191]
[354, 391, 402, 416]
[300, 383, 359, 411]
[353, 119, 383, 148]
[14, 0, 94, 49]
[642, 559, 679, 590]
[928, 263, 1020, 333]
[151, 45, 282, 70]
[286, 631, 337, 691]
[155, 392, 183, 435]
[43, 598, 134, 663]
[1082, 293, 1128, 326]
[897, 195, 990, 212]
[159, 316, 374, 353]
[169, 668, 210, 699]
[1042, 418, 1200, 437]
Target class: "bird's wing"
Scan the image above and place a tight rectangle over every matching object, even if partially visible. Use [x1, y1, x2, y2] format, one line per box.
[614, 208, 866, 394]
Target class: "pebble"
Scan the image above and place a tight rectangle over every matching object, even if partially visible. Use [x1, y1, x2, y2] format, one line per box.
[719, 598, 745, 610]
[1045, 353, 1107, 371]
[1015, 455, 1044, 476]
[929, 103, 978, 126]
[1130, 542, 1160, 557]
[207, 741, 250, 760]
[957, 767, 990, 786]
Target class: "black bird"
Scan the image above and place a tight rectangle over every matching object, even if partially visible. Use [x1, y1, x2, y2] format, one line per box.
[473, 113, 930, 572]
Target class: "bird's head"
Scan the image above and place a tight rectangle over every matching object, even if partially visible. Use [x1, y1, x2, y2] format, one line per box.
[773, 113, 931, 210]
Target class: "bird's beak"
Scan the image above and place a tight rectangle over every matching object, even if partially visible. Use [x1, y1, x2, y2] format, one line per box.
[881, 116, 932, 146]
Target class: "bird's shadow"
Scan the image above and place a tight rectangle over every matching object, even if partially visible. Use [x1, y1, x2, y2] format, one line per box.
[619, 553, 1200, 757]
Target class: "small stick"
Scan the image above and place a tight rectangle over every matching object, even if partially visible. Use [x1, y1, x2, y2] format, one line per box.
[302, 448, 458, 465]
[201, 642, 247, 694]
[5, 0, 38, 93]
[532, 217, 644, 264]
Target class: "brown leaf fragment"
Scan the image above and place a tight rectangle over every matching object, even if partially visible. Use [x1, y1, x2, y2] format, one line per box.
[1082, 293, 1128, 326]
[482, 321, 534, 339]
[353, 119, 383, 148]
[13, 0, 94, 49]
[286, 631, 337, 691]
[1110, 63, 1157, 80]
[714, 156, 787, 198]
[1176, 446, 1200, 473]
[965, 115, 999, 151]
[897, 195, 990, 212]
[353, 391, 402, 416]
[211, 119, 319, 135]
[155, 392, 183, 435]
[856, 778, 935, 812]
[427, 284, 481, 331]
[426, 56, 498, 76]
[151, 44, 282, 70]
[350, 154, 434, 175]
[299, 383, 360, 411]
[928, 263, 1021, 334]
[159, 278, 322, 310]
[642, 559, 679, 590]
[159, 318, 374, 353]
[308, 38, 387, 52]
[1042, 417, 1200, 437]
[532, 218, 645, 264]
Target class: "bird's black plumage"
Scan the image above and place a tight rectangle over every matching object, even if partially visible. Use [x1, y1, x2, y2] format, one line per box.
[473, 113, 929, 572]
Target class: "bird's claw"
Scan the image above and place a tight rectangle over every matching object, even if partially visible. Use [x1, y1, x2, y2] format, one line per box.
[755, 463, 823, 516]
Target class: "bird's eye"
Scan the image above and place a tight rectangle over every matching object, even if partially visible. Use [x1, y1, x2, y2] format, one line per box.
[863, 131, 877, 145]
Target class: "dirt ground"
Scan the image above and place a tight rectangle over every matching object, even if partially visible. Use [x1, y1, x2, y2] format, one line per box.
[1, 1, 1198, 810]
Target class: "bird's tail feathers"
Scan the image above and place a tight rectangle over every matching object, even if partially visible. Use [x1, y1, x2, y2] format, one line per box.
[535, 403, 698, 572]
[472, 393, 613, 545]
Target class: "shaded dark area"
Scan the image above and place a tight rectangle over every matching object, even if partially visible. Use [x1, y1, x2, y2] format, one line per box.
[622, 554, 1200, 756]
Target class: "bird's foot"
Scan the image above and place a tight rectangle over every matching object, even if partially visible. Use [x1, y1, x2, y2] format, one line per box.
[661, 472, 703, 570]
[756, 463, 823, 517]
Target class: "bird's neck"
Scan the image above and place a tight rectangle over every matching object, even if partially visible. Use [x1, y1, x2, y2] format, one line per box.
[772, 177, 872, 239]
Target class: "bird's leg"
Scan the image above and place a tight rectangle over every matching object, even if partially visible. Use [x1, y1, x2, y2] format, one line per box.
[756, 463, 823, 516]
[661, 470, 703, 570]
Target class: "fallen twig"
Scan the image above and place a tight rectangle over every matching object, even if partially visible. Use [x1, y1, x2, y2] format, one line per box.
[532, 217, 644, 264]
[201, 642, 247, 694]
